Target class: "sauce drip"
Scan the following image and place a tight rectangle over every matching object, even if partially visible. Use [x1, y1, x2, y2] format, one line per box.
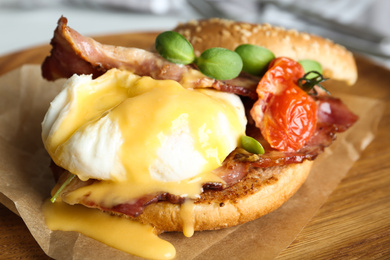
[42, 200, 176, 260]
[180, 200, 195, 237]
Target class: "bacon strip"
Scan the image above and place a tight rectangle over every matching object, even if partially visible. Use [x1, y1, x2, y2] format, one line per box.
[53, 94, 357, 218]
[52, 122, 336, 217]
[42, 16, 258, 99]
[83, 192, 184, 217]
[316, 96, 358, 132]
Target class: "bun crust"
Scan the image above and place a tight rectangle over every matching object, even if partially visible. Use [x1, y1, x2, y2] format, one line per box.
[136, 160, 313, 232]
[174, 18, 357, 85]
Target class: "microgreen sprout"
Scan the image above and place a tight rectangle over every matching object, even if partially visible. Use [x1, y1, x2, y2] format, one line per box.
[50, 174, 76, 203]
[298, 71, 330, 96]
[241, 135, 265, 154]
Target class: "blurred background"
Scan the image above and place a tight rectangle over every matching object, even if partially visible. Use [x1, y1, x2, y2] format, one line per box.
[0, 0, 389, 68]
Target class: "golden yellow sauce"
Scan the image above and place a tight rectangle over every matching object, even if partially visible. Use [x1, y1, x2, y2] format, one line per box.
[43, 69, 246, 258]
[46, 71, 138, 155]
[47, 69, 243, 208]
[65, 172, 220, 207]
[111, 76, 242, 183]
[42, 200, 176, 260]
[180, 200, 195, 238]
[47, 69, 243, 182]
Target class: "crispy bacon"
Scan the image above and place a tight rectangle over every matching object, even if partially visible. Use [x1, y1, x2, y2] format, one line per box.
[52, 122, 336, 217]
[83, 192, 184, 217]
[42, 16, 258, 99]
[53, 94, 357, 218]
[316, 96, 359, 132]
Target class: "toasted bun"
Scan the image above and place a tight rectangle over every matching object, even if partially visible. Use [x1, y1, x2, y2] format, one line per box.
[173, 18, 357, 85]
[57, 159, 313, 232]
[136, 160, 313, 232]
[53, 19, 327, 233]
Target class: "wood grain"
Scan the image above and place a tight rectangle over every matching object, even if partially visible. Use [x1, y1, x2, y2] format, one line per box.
[1, 32, 390, 260]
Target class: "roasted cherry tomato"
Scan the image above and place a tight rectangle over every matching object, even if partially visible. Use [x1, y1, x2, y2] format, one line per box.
[250, 57, 317, 151]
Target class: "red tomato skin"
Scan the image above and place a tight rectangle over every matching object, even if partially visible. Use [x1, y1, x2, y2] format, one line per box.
[251, 57, 317, 152]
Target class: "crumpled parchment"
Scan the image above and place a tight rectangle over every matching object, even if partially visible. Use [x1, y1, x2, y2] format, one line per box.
[0, 65, 384, 260]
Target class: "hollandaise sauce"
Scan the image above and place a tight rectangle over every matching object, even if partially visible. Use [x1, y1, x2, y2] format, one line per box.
[41, 69, 247, 259]
[42, 200, 176, 260]
[180, 200, 195, 237]
[42, 69, 246, 207]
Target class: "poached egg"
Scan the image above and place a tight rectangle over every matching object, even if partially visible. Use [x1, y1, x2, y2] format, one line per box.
[42, 68, 247, 200]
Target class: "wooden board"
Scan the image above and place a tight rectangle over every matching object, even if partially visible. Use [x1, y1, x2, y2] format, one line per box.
[0, 32, 389, 259]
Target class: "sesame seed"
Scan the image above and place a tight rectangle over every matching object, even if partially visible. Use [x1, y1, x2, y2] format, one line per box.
[311, 41, 320, 50]
[182, 29, 190, 38]
[241, 29, 252, 37]
[302, 34, 310, 40]
[262, 23, 271, 29]
[188, 20, 198, 26]
[289, 29, 299, 36]
[282, 36, 290, 42]
[222, 29, 231, 37]
[220, 19, 234, 27]
[275, 26, 284, 31]
[193, 36, 202, 43]
[210, 18, 221, 23]
[241, 23, 251, 30]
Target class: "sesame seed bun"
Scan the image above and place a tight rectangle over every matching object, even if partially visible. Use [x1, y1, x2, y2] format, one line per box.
[174, 18, 357, 85]
[49, 18, 348, 234]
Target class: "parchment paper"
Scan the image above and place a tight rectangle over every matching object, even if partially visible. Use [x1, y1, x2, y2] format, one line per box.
[0, 65, 384, 260]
